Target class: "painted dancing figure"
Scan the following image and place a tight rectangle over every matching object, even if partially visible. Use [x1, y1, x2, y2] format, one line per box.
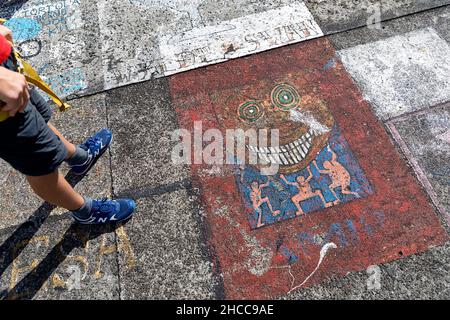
[250, 181, 280, 228]
[313, 145, 360, 204]
[280, 166, 331, 216]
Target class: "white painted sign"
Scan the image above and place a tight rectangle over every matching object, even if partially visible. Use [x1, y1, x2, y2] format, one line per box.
[158, 1, 323, 76]
[99, 0, 323, 89]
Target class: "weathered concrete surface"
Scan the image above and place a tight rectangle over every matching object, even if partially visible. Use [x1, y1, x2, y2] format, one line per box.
[388, 103, 450, 225]
[169, 36, 448, 299]
[99, 0, 322, 89]
[0, 2, 450, 301]
[2, 1, 448, 97]
[283, 242, 450, 300]
[305, 0, 450, 34]
[0, 0, 104, 97]
[106, 78, 190, 195]
[0, 94, 111, 230]
[106, 80, 217, 298]
[0, 214, 120, 300]
[1, 0, 324, 95]
[116, 189, 218, 300]
[329, 5, 450, 49]
[338, 27, 450, 121]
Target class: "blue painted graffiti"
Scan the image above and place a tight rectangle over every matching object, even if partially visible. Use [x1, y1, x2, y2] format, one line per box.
[298, 211, 384, 252]
[43, 67, 86, 97]
[2, 0, 81, 38]
[237, 125, 373, 229]
[4, 17, 41, 41]
[279, 245, 299, 265]
[282, 210, 385, 264]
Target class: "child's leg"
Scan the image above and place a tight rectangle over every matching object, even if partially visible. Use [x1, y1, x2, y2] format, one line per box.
[26, 170, 84, 211]
[1, 57, 135, 224]
[28, 88, 77, 160]
[47, 122, 76, 159]
[0, 87, 84, 211]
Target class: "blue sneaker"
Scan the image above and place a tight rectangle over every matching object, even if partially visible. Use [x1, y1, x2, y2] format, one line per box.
[70, 128, 113, 176]
[72, 198, 136, 225]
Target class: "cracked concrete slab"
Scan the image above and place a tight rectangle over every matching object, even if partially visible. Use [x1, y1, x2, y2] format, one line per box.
[338, 27, 450, 121]
[106, 78, 190, 195]
[387, 103, 450, 225]
[0, 94, 111, 230]
[116, 189, 218, 300]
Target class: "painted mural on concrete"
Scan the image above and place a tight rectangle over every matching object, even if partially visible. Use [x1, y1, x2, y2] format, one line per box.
[210, 76, 372, 229]
[170, 37, 448, 299]
[237, 125, 373, 229]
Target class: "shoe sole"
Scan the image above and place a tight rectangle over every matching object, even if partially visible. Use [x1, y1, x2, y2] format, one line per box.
[72, 135, 113, 176]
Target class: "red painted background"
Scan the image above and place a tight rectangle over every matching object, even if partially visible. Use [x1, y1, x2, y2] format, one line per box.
[169, 38, 448, 299]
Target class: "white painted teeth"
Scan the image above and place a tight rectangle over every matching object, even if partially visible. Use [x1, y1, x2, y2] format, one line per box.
[248, 130, 317, 166]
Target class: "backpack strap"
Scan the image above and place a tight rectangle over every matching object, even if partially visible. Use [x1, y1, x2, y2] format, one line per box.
[14, 51, 71, 112]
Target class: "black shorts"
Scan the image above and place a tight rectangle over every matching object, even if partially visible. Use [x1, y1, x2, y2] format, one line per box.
[0, 53, 67, 176]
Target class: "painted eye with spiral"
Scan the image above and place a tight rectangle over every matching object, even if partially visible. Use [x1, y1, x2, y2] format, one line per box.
[238, 101, 264, 123]
[271, 83, 301, 111]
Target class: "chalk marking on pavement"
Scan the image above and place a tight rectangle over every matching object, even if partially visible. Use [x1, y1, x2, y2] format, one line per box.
[272, 242, 337, 293]
[100, 1, 323, 88]
[290, 109, 331, 134]
[4, 0, 88, 98]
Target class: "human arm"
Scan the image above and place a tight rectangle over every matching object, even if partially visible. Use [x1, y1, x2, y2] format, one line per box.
[0, 66, 30, 116]
[280, 174, 296, 187]
[0, 28, 30, 117]
[305, 166, 314, 183]
[313, 160, 329, 175]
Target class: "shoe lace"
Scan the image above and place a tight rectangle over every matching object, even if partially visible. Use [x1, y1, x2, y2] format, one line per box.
[92, 198, 116, 215]
[84, 137, 101, 150]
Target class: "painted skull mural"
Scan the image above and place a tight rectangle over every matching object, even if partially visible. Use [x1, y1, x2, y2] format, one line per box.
[213, 74, 334, 174]
[212, 73, 373, 229]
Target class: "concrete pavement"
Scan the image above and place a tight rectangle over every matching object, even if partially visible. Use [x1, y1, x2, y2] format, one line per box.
[0, 1, 449, 299]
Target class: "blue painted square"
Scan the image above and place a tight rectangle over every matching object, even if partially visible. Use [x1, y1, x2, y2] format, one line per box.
[236, 125, 373, 229]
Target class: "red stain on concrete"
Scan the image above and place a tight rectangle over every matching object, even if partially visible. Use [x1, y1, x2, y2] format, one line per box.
[169, 38, 448, 299]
